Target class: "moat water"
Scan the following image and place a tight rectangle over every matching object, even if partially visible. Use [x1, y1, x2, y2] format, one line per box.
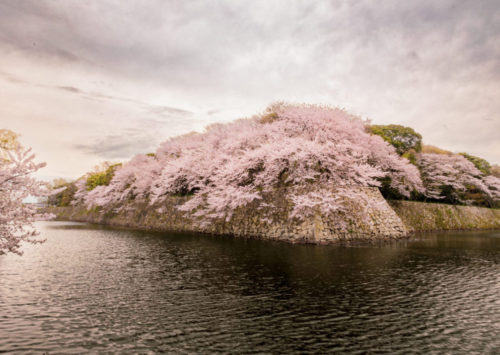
[1, 222, 499, 353]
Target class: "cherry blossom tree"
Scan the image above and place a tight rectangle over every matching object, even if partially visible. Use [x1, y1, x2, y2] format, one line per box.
[483, 175, 500, 204]
[0, 139, 52, 255]
[416, 153, 492, 204]
[75, 104, 424, 223]
[73, 154, 161, 208]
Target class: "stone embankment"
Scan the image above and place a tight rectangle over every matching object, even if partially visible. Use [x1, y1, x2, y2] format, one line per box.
[49, 187, 408, 243]
[49, 187, 500, 243]
[389, 200, 500, 232]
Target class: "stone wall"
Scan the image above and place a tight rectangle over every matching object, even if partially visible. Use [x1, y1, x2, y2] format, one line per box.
[49, 186, 409, 243]
[389, 200, 500, 232]
[50, 188, 500, 243]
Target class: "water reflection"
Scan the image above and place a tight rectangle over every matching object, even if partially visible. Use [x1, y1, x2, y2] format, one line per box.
[0, 222, 498, 353]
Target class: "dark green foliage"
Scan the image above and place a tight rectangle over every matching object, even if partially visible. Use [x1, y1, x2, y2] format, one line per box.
[459, 153, 491, 175]
[416, 183, 493, 208]
[170, 176, 200, 196]
[86, 163, 122, 191]
[437, 185, 463, 205]
[378, 176, 404, 200]
[368, 124, 422, 156]
[48, 181, 77, 206]
[377, 176, 425, 201]
[402, 149, 418, 165]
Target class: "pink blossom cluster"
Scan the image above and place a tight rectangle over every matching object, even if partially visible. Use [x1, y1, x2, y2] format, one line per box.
[417, 153, 500, 204]
[483, 175, 500, 201]
[0, 146, 53, 255]
[74, 104, 425, 222]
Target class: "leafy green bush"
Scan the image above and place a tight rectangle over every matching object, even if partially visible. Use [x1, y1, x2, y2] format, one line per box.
[86, 163, 121, 191]
[48, 181, 77, 206]
[402, 149, 418, 165]
[368, 124, 422, 156]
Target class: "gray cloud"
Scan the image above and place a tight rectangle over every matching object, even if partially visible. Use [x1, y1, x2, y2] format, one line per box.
[2, 0, 498, 93]
[73, 130, 159, 159]
[1, 71, 193, 120]
[0, 0, 499, 180]
[57, 86, 81, 93]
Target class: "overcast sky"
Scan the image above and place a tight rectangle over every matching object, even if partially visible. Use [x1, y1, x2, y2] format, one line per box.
[1, 0, 499, 180]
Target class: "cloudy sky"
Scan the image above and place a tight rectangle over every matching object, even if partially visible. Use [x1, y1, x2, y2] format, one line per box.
[1, 0, 499, 180]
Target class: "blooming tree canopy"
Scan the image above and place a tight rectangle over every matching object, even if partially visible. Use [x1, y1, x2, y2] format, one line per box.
[416, 153, 500, 205]
[0, 130, 52, 255]
[74, 104, 424, 222]
[483, 175, 500, 203]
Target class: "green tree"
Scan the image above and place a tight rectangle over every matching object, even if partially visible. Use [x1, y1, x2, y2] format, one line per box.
[86, 163, 122, 191]
[47, 179, 77, 206]
[368, 124, 422, 156]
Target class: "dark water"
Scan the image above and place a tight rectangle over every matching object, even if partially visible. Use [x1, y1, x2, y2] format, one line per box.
[1, 222, 499, 354]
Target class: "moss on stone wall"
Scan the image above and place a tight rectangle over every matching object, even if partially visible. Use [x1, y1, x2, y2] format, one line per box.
[389, 200, 500, 232]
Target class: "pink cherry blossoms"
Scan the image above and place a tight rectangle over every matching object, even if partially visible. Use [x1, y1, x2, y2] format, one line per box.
[0, 145, 52, 255]
[417, 153, 500, 205]
[74, 104, 425, 222]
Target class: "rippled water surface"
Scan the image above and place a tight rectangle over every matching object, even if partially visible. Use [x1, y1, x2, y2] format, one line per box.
[1, 222, 499, 353]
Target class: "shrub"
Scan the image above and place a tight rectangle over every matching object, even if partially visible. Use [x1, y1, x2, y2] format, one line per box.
[86, 163, 121, 191]
[48, 180, 77, 207]
[368, 124, 422, 155]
